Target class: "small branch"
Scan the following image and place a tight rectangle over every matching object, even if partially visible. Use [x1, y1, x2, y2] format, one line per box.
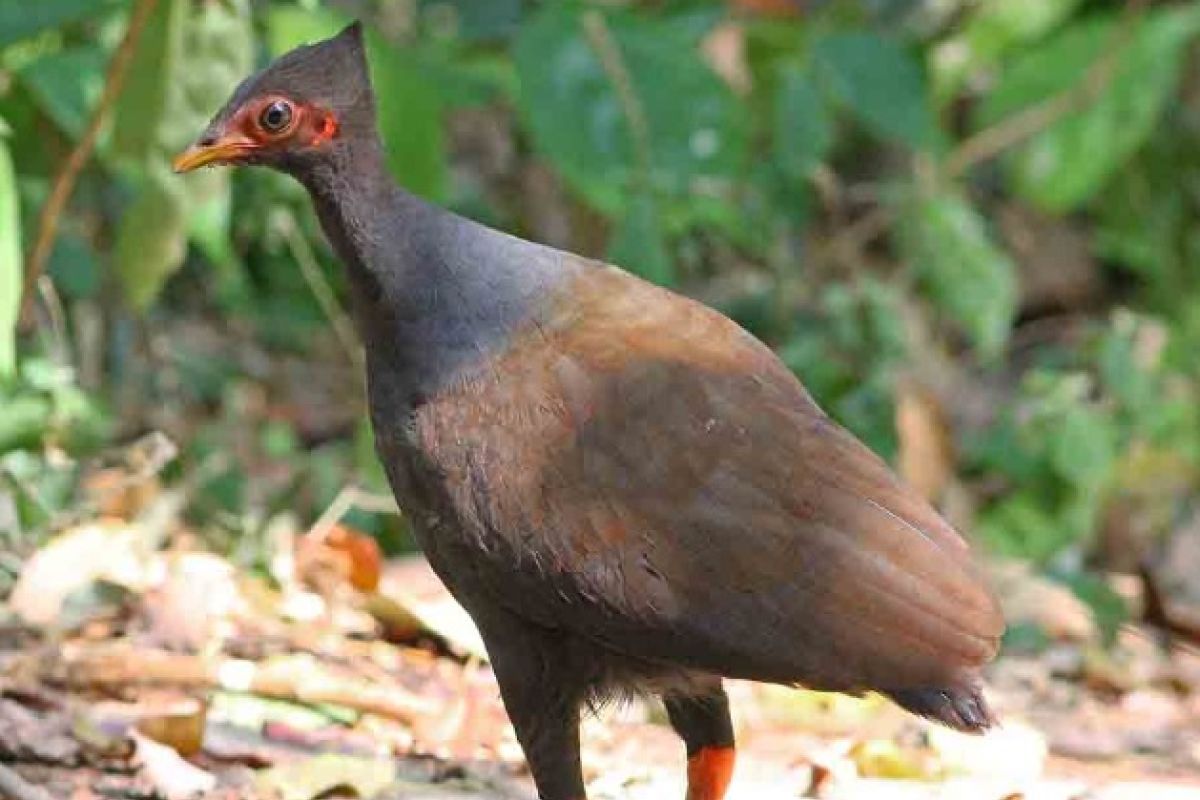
[279, 212, 365, 375]
[19, 0, 161, 327]
[582, 10, 655, 194]
[47, 643, 440, 725]
[944, 0, 1151, 178]
[308, 485, 400, 542]
[0, 763, 54, 800]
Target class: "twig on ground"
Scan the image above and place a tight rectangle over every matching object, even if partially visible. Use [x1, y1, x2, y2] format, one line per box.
[19, 0, 161, 328]
[45, 643, 439, 725]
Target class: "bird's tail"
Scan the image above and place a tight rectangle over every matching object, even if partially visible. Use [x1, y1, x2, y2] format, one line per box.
[887, 684, 997, 733]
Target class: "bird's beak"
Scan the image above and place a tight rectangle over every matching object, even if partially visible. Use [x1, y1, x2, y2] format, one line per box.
[172, 133, 258, 173]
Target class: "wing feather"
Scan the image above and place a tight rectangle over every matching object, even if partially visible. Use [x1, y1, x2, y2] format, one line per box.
[418, 264, 1003, 693]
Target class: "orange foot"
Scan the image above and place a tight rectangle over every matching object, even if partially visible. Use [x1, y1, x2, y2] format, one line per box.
[686, 745, 736, 800]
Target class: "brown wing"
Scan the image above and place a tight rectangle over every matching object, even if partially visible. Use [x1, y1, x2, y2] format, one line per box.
[416, 263, 1003, 693]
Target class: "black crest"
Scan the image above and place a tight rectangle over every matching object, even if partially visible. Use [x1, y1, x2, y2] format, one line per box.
[220, 22, 377, 136]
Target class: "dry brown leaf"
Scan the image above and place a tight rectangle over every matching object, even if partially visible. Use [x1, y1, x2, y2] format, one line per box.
[895, 379, 955, 502]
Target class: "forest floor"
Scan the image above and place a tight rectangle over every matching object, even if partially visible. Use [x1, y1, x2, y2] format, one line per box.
[2, 511, 1199, 800]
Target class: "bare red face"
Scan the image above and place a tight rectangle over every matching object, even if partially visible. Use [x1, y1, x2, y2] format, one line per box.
[172, 95, 339, 173]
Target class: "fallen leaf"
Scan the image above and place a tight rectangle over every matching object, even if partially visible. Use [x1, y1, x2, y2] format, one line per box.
[254, 753, 396, 800]
[297, 524, 383, 595]
[927, 720, 1046, 781]
[9, 521, 156, 627]
[133, 730, 216, 800]
[989, 561, 1096, 642]
[141, 552, 245, 650]
[375, 558, 488, 660]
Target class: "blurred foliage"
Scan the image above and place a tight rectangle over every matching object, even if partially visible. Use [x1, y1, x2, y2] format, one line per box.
[2, 0, 1200, 622]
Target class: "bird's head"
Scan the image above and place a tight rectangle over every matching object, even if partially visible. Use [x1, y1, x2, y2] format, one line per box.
[173, 22, 377, 177]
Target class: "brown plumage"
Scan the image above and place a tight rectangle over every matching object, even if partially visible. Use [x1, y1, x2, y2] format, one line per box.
[175, 23, 1003, 800]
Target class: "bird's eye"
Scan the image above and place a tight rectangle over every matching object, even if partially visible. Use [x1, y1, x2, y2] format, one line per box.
[259, 100, 294, 134]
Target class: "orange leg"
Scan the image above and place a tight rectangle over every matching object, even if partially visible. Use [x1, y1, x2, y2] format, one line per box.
[686, 745, 736, 800]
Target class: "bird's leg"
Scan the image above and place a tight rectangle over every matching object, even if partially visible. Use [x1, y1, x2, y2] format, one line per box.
[473, 606, 588, 800]
[664, 685, 736, 800]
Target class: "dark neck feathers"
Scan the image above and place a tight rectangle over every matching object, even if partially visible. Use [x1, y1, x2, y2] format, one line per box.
[292, 136, 577, 403]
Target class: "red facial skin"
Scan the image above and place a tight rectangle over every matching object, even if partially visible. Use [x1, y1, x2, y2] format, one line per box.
[172, 96, 338, 172]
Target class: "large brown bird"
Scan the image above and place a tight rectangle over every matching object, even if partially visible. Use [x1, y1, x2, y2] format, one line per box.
[175, 23, 1003, 800]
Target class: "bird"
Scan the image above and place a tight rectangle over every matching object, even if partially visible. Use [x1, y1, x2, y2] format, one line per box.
[174, 22, 1004, 800]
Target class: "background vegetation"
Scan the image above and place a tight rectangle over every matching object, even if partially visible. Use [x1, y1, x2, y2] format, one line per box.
[3, 0, 1200, 639]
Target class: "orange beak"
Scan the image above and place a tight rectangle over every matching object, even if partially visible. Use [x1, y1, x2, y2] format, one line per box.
[172, 133, 258, 173]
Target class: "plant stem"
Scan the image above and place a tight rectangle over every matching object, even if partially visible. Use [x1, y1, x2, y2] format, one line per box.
[944, 0, 1151, 178]
[20, 0, 161, 328]
[582, 9, 655, 196]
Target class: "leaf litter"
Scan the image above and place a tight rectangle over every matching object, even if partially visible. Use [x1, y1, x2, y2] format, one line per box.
[0, 435, 1198, 800]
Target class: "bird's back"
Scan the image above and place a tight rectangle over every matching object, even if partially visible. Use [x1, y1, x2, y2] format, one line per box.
[386, 250, 1003, 728]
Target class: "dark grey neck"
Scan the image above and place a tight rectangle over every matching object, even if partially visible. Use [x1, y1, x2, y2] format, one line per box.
[293, 138, 577, 406]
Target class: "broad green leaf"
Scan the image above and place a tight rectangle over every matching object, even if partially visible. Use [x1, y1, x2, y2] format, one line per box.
[1049, 405, 1116, 489]
[514, 5, 746, 215]
[111, 0, 186, 160]
[269, 7, 446, 198]
[420, 0, 523, 42]
[18, 47, 107, 140]
[813, 31, 938, 152]
[977, 490, 1077, 562]
[607, 190, 674, 286]
[0, 126, 18, 378]
[977, 6, 1200, 212]
[931, 0, 1084, 102]
[0, 396, 52, 453]
[774, 62, 833, 178]
[115, 166, 188, 311]
[47, 233, 100, 300]
[0, 0, 125, 50]
[895, 188, 1017, 358]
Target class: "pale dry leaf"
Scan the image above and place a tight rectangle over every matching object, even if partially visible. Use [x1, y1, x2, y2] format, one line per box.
[133, 730, 216, 800]
[376, 557, 488, 660]
[254, 753, 396, 800]
[10, 520, 155, 627]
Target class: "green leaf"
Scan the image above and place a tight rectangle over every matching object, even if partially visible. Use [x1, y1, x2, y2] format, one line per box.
[0, 127, 18, 378]
[774, 62, 833, 178]
[607, 190, 674, 286]
[1049, 406, 1116, 489]
[813, 31, 938, 152]
[115, 166, 188, 311]
[269, 7, 446, 198]
[895, 188, 1017, 358]
[0, 395, 52, 454]
[930, 0, 1084, 102]
[513, 5, 746, 215]
[111, 0, 186, 160]
[977, 490, 1076, 562]
[18, 47, 107, 140]
[421, 0, 524, 42]
[977, 6, 1200, 212]
[0, 0, 125, 50]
